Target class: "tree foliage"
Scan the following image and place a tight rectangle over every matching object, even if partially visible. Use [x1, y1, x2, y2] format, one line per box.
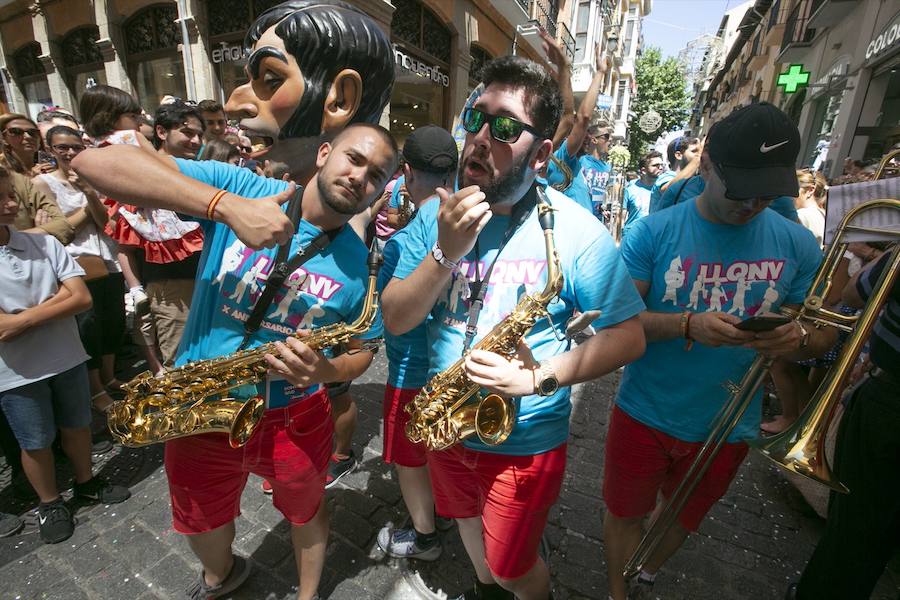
[627, 46, 691, 169]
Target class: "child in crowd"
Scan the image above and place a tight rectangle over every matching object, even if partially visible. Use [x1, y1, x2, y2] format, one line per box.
[0, 165, 129, 544]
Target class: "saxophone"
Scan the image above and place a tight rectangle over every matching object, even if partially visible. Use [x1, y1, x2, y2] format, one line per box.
[107, 243, 383, 449]
[405, 188, 564, 451]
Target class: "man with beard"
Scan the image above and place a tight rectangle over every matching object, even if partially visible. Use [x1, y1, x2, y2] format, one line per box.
[621, 151, 663, 239]
[381, 56, 646, 600]
[72, 3, 395, 599]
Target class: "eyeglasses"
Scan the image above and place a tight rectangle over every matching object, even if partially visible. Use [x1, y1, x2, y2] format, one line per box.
[596, 133, 611, 141]
[51, 143, 86, 154]
[4, 127, 39, 138]
[462, 108, 541, 144]
[714, 163, 778, 203]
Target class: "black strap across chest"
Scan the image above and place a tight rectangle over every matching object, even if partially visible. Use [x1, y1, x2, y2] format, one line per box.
[237, 186, 339, 351]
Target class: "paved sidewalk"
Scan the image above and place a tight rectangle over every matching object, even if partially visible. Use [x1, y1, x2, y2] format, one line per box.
[1, 354, 898, 599]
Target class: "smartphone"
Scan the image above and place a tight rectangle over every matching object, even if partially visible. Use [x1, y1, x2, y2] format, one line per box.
[37, 150, 57, 169]
[735, 315, 792, 332]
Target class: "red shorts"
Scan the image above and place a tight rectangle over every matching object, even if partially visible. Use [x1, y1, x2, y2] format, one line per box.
[427, 443, 566, 580]
[165, 389, 333, 534]
[382, 384, 427, 467]
[602, 405, 748, 532]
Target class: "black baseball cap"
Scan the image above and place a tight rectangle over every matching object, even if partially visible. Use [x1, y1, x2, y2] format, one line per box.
[707, 102, 800, 199]
[402, 125, 458, 174]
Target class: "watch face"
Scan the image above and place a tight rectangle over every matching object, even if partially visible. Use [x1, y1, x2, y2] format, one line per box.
[539, 377, 559, 396]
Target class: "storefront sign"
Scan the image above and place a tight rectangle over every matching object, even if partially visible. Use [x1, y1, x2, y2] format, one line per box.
[212, 42, 247, 64]
[865, 11, 900, 67]
[777, 64, 810, 94]
[392, 45, 449, 87]
[596, 94, 614, 110]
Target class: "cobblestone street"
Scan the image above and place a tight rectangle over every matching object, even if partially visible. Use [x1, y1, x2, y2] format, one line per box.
[1, 352, 898, 600]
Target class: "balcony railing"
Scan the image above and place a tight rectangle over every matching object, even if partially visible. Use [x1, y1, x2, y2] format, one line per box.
[557, 21, 576, 62]
[779, 0, 816, 58]
[767, 0, 782, 33]
[530, 0, 560, 37]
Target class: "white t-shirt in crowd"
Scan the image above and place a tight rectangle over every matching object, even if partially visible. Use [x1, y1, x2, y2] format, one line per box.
[797, 205, 826, 247]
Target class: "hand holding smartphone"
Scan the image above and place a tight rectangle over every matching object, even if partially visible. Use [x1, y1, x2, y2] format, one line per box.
[734, 315, 792, 332]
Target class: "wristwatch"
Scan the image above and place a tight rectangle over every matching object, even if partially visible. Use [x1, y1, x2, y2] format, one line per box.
[431, 242, 459, 271]
[534, 360, 559, 397]
[797, 321, 810, 349]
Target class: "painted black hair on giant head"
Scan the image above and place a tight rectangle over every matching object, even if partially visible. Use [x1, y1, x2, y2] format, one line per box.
[244, 1, 394, 140]
[478, 55, 562, 142]
[152, 100, 205, 149]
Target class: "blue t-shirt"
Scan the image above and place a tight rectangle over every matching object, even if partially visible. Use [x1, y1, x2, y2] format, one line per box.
[545, 140, 580, 189]
[578, 154, 612, 218]
[560, 168, 592, 213]
[651, 175, 801, 222]
[387, 175, 405, 209]
[392, 187, 645, 455]
[621, 179, 653, 237]
[378, 215, 429, 389]
[616, 198, 822, 442]
[648, 170, 676, 214]
[173, 159, 382, 408]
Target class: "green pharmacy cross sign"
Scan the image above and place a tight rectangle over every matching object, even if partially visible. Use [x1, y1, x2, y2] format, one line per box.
[777, 64, 811, 94]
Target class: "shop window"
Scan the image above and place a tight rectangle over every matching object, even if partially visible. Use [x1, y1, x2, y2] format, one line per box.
[124, 4, 180, 56]
[11, 42, 50, 119]
[124, 4, 186, 110]
[62, 26, 107, 108]
[469, 44, 493, 89]
[392, 0, 451, 64]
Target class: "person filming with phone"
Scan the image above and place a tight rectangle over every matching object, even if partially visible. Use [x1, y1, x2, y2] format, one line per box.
[600, 103, 837, 600]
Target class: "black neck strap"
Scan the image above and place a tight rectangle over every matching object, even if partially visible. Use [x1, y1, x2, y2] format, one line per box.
[461, 185, 541, 355]
[238, 187, 340, 351]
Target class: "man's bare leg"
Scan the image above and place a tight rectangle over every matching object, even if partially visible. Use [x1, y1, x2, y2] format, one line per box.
[185, 521, 236, 587]
[291, 500, 329, 600]
[495, 557, 551, 599]
[457, 516, 495, 584]
[396, 464, 436, 534]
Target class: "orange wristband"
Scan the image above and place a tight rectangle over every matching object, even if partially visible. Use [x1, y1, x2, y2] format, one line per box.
[680, 311, 694, 351]
[206, 189, 227, 221]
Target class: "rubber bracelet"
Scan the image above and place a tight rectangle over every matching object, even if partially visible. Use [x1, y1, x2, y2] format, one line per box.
[206, 189, 228, 221]
[684, 311, 694, 351]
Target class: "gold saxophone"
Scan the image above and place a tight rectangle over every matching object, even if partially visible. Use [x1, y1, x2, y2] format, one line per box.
[405, 188, 564, 451]
[107, 244, 383, 449]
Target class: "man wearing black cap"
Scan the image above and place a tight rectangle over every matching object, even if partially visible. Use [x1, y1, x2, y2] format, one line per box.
[601, 103, 835, 600]
[386, 126, 459, 231]
[376, 125, 458, 561]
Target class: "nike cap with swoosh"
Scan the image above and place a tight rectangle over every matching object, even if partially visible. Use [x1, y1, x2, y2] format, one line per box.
[707, 102, 801, 200]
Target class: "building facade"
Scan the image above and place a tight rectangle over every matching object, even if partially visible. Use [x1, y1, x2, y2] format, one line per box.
[694, 0, 899, 179]
[0, 0, 563, 146]
[559, 0, 651, 141]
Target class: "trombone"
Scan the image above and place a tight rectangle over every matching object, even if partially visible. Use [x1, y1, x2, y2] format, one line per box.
[623, 196, 900, 579]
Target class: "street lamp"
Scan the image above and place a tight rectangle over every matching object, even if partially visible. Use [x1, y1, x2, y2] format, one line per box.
[606, 31, 619, 55]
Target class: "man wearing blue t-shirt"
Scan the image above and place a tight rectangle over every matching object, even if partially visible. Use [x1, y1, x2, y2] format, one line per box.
[375, 125, 458, 562]
[578, 124, 614, 220]
[601, 103, 835, 600]
[73, 4, 397, 600]
[621, 151, 662, 239]
[649, 136, 700, 214]
[383, 56, 645, 600]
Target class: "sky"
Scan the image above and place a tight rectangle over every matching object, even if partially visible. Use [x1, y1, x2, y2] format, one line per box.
[641, 0, 736, 59]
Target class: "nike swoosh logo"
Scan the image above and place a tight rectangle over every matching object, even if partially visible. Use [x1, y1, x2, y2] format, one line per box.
[38, 515, 47, 525]
[760, 140, 789, 153]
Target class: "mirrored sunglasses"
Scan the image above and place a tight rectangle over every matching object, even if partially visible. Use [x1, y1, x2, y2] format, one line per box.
[462, 108, 541, 144]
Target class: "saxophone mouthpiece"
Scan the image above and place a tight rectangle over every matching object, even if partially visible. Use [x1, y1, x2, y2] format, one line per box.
[367, 238, 383, 275]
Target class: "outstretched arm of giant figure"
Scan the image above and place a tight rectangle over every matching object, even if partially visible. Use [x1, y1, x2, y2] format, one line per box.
[71, 145, 295, 250]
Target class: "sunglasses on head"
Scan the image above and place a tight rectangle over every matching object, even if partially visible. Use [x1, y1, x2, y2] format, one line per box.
[4, 127, 39, 138]
[462, 108, 541, 144]
[714, 163, 778, 203]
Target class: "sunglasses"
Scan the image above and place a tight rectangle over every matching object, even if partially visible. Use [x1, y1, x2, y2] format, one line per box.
[714, 163, 778, 203]
[462, 108, 541, 144]
[51, 143, 86, 154]
[4, 127, 39, 138]
[596, 133, 611, 141]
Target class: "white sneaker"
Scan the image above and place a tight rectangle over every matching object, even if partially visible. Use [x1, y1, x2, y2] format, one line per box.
[376, 526, 441, 561]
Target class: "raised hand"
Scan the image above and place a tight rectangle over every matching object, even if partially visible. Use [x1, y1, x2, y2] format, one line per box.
[436, 185, 492, 262]
[540, 29, 569, 71]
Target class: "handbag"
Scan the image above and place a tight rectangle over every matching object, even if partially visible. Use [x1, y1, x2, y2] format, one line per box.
[76, 255, 109, 281]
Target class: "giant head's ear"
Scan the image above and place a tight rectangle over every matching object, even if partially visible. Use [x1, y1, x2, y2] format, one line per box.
[320, 69, 363, 133]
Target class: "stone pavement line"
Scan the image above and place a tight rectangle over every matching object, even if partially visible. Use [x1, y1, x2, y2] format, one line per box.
[1, 356, 898, 599]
